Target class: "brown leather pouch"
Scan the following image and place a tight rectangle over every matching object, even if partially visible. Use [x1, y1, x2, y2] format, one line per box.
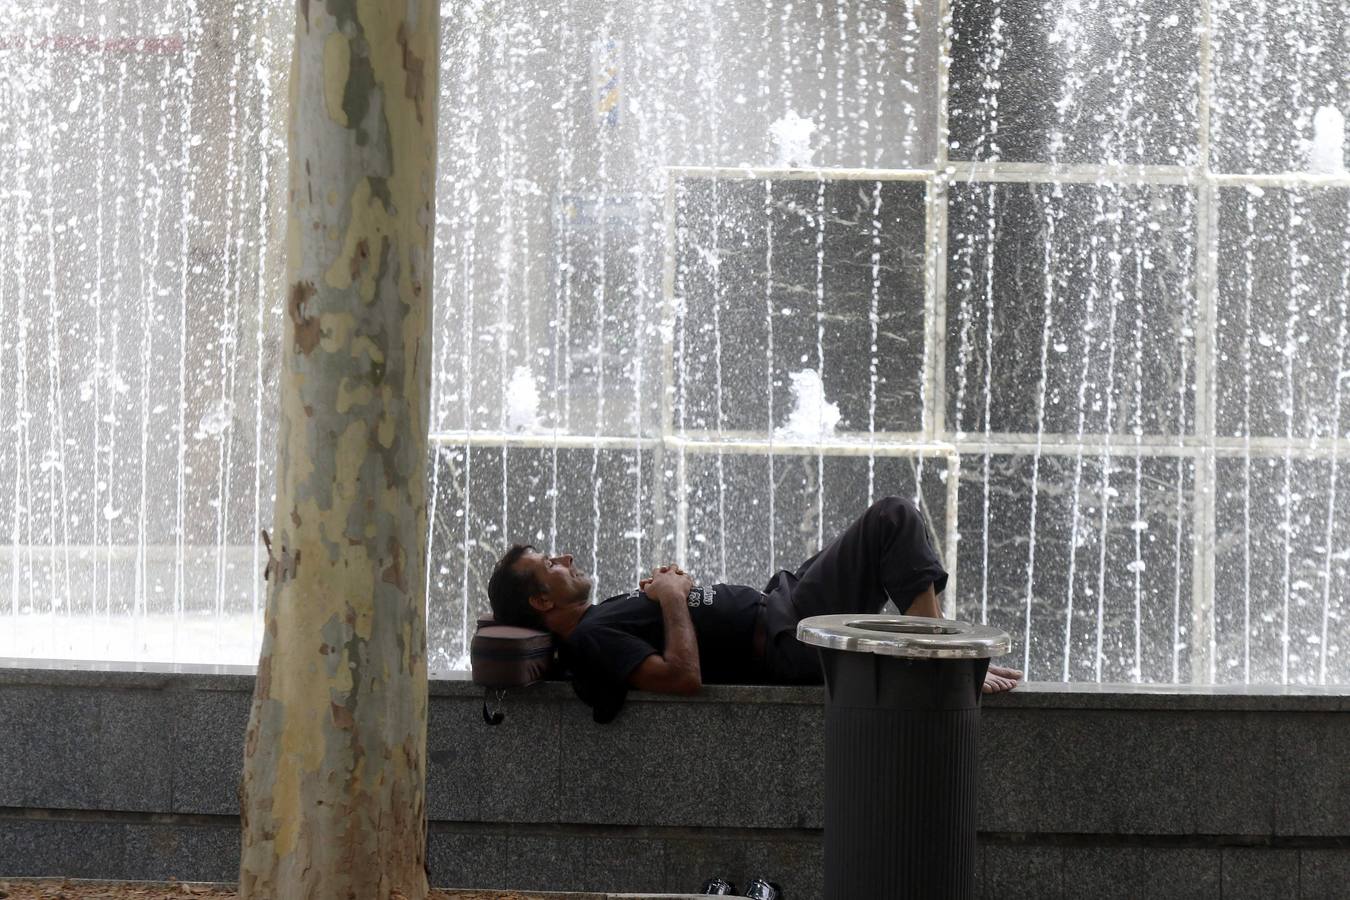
[470, 618, 556, 724]
[471, 623, 555, 688]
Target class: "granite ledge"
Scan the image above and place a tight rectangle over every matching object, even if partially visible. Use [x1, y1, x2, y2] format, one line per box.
[0, 658, 258, 692]
[1, 658, 1347, 711]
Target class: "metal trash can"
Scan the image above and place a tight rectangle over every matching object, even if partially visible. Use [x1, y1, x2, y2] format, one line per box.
[797, 614, 1011, 900]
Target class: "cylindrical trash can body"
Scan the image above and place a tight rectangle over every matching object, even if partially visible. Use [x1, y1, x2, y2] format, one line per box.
[820, 650, 987, 900]
[798, 614, 1008, 900]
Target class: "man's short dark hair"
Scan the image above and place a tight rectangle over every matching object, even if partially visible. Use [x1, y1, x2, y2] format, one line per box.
[487, 544, 546, 629]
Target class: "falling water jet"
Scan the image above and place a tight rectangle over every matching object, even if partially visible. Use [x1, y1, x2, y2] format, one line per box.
[1042, 2, 1094, 682]
[107, 52, 131, 637]
[91, 6, 108, 645]
[976, 11, 1002, 622]
[550, 4, 579, 559]
[588, 10, 621, 598]
[1125, 5, 1154, 684]
[1022, 182, 1062, 678]
[211, 0, 246, 659]
[493, 19, 515, 575]
[1, 92, 15, 629]
[1278, 190, 1302, 684]
[1060, 190, 1101, 682]
[1087, 4, 1140, 678]
[1169, 189, 1195, 685]
[1277, 0, 1321, 684]
[249, 0, 277, 656]
[867, 180, 882, 506]
[1319, 212, 1350, 683]
[1130, 215, 1150, 683]
[674, 178, 691, 567]
[1091, 189, 1126, 685]
[173, 0, 204, 658]
[763, 178, 777, 572]
[710, 178, 727, 581]
[978, 185, 996, 627]
[40, 7, 75, 643]
[813, 175, 826, 549]
[630, 194, 650, 580]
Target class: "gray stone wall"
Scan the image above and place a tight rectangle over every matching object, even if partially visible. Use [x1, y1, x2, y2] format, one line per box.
[1, 661, 1347, 898]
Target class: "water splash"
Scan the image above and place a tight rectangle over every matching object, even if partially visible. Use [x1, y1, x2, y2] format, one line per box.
[777, 369, 840, 440]
[504, 366, 540, 433]
[1308, 106, 1346, 174]
[769, 110, 817, 168]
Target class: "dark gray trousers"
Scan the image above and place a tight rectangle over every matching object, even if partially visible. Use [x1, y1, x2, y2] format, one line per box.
[759, 496, 949, 684]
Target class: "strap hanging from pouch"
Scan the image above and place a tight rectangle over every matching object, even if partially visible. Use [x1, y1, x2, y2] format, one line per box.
[482, 687, 507, 726]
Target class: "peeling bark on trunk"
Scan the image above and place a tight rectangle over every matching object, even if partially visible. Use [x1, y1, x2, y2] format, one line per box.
[240, 1, 437, 897]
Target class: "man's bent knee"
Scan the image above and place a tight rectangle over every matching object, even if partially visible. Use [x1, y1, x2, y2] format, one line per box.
[869, 495, 921, 523]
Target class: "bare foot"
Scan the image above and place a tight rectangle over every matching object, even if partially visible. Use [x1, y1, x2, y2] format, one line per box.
[983, 664, 1023, 694]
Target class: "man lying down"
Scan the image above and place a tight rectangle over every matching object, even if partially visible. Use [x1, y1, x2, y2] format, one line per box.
[486, 496, 1023, 722]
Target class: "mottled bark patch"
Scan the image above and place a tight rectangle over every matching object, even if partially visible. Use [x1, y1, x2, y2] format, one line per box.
[324, 0, 359, 31]
[351, 237, 370, 282]
[323, 32, 352, 127]
[288, 281, 322, 355]
[342, 47, 377, 147]
[375, 435, 404, 488]
[331, 700, 355, 730]
[382, 536, 406, 591]
[256, 656, 272, 702]
[367, 232, 395, 305]
[396, 24, 427, 124]
[367, 176, 393, 210]
[262, 529, 303, 583]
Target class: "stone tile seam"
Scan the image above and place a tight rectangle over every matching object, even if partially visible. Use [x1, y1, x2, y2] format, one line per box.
[6, 809, 1344, 851]
[0, 807, 822, 842]
[978, 831, 1350, 850]
[1292, 847, 1345, 899]
[427, 821, 824, 843]
[0, 806, 238, 827]
[167, 691, 179, 813]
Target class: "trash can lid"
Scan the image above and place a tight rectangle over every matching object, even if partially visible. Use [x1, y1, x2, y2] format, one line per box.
[796, 614, 1011, 659]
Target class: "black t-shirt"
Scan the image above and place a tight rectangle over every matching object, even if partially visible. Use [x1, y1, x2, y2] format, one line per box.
[561, 583, 764, 722]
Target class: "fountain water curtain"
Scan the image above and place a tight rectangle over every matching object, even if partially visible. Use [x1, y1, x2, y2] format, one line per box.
[1, 0, 1346, 684]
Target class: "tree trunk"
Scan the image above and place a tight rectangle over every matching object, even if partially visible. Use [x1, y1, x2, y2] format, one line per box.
[239, 1, 437, 897]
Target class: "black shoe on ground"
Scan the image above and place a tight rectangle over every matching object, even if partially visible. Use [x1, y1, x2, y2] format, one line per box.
[744, 877, 784, 900]
[701, 876, 738, 895]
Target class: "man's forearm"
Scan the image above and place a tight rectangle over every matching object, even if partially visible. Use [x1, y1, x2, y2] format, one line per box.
[654, 588, 701, 684]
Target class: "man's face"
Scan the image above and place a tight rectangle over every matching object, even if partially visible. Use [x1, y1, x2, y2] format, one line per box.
[515, 549, 593, 611]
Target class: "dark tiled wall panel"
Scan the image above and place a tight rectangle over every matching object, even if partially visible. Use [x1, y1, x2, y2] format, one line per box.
[1, 673, 1346, 898]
